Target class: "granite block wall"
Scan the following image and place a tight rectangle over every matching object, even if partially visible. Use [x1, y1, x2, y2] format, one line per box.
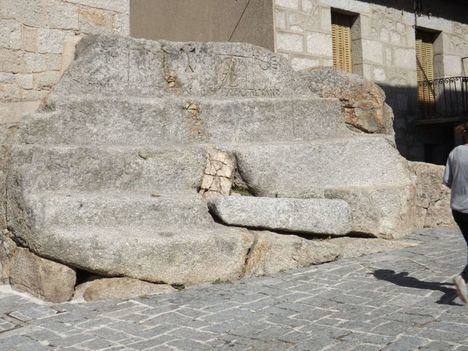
[0, 0, 130, 123]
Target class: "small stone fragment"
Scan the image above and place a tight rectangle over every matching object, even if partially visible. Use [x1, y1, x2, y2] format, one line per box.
[199, 148, 236, 199]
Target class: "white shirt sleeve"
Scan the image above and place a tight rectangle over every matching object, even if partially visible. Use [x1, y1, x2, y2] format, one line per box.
[443, 154, 453, 188]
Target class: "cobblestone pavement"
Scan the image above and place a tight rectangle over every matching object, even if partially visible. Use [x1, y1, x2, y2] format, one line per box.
[0, 228, 467, 351]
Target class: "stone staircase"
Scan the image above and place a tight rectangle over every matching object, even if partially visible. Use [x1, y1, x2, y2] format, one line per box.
[4, 35, 417, 290]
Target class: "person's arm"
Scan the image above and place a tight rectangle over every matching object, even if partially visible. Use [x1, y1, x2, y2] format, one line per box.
[443, 154, 453, 188]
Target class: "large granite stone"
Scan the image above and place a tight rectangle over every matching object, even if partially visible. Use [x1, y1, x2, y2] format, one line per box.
[243, 230, 415, 277]
[55, 35, 312, 99]
[19, 97, 349, 146]
[8, 144, 206, 192]
[8, 224, 253, 286]
[4, 34, 429, 300]
[232, 137, 415, 239]
[208, 196, 352, 236]
[300, 67, 394, 135]
[9, 248, 76, 303]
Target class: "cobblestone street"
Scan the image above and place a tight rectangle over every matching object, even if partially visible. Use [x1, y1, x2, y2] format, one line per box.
[0, 228, 467, 351]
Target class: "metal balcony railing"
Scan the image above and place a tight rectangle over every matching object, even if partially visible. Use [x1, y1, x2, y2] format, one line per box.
[418, 76, 468, 120]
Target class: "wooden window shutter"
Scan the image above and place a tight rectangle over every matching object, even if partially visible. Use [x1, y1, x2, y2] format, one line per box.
[416, 31, 435, 103]
[332, 12, 353, 73]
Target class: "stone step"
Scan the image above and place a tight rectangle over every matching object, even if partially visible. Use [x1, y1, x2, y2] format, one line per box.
[25, 191, 213, 227]
[11, 144, 206, 192]
[54, 35, 310, 99]
[208, 196, 352, 236]
[230, 136, 414, 239]
[22, 224, 253, 285]
[18, 96, 349, 146]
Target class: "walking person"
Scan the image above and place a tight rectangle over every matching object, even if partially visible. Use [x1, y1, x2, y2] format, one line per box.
[443, 123, 468, 304]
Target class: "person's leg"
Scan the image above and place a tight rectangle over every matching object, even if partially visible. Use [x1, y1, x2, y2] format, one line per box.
[452, 210, 468, 281]
[452, 210, 468, 303]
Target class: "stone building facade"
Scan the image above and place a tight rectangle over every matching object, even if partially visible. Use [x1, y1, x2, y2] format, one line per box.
[0, 0, 129, 123]
[1, 0, 467, 162]
[273, 0, 468, 162]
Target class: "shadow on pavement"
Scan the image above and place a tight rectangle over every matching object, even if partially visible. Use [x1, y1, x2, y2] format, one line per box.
[373, 269, 461, 305]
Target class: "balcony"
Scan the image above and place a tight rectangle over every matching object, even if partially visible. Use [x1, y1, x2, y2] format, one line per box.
[417, 76, 468, 123]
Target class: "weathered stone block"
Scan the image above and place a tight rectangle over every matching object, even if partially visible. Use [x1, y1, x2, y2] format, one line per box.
[46, 0, 79, 30]
[66, 0, 129, 14]
[38, 28, 66, 54]
[291, 56, 320, 70]
[15, 74, 34, 90]
[8, 225, 253, 286]
[306, 32, 333, 57]
[56, 35, 310, 98]
[299, 67, 393, 135]
[362, 40, 383, 64]
[9, 248, 76, 302]
[244, 230, 340, 277]
[21, 26, 38, 53]
[78, 7, 115, 33]
[393, 48, 416, 70]
[276, 0, 300, 10]
[22, 52, 48, 73]
[0, 49, 23, 73]
[276, 32, 304, 52]
[200, 148, 236, 199]
[232, 137, 415, 238]
[1, 0, 48, 27]
[244, 230, 414, 277]
[410, 162, 454, 228]
[0, 19, 21, 50]
[74, 278, 176, 301]
[208, 196, 352, 236]
[34, 71, 61, 89]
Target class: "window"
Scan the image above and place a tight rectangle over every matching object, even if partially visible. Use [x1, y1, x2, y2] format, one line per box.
[331, 11, 354, 73]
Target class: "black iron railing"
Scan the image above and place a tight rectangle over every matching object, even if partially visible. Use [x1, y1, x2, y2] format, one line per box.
[418, 76, 468, 119]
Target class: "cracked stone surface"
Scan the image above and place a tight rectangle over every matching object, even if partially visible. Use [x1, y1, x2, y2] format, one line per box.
[0, 228, 467, 351]
[199, 148, 236, 199]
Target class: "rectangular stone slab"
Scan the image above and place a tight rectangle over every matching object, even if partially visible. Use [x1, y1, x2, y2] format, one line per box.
[208, 196, 352, 236]
[18, 96, 348, 146]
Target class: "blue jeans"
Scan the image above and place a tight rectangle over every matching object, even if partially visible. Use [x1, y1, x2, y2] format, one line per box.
[452, 210, 468, 281]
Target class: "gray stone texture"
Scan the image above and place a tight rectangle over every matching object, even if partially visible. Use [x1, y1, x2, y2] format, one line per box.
[209, 196, 352, 236]
[9, 247, 76, 303]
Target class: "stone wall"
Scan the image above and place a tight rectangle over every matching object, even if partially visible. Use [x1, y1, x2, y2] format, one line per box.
[0, 0, 130, 123]
[274, 0, 468, 160]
